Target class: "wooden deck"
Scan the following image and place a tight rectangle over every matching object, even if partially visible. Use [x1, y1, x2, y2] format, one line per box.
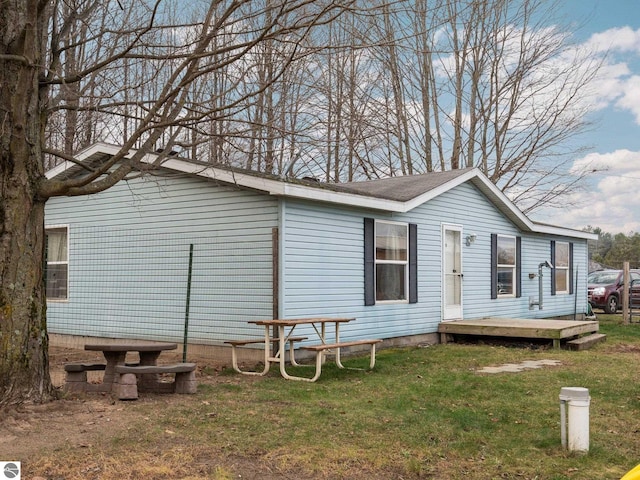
[437, 317, 600, 349]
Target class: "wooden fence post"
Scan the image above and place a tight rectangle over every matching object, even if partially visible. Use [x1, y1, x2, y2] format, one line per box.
[623, 262, 630, 325]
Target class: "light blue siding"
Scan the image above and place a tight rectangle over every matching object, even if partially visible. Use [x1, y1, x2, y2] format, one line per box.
[45, 173, 278, 343]
[46, 171, 590, 346]
[280, 182, 590, 342]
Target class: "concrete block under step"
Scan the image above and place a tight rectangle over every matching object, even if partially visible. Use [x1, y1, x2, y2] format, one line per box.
[565, 333, 607, 351]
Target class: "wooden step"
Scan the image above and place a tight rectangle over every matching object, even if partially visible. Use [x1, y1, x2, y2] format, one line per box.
[565, 333, 607, 351]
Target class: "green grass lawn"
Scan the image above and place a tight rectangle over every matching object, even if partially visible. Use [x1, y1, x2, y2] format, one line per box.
[32, 314, 640, 479]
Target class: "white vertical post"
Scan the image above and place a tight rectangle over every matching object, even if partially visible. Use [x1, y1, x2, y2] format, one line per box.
[559, 387, 590, 452]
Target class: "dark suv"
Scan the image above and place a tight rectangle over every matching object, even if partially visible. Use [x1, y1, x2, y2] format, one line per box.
[587, 269, 640, 314]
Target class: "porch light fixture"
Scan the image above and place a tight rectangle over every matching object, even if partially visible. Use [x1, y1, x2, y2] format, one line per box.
[465, 233, 477, 246]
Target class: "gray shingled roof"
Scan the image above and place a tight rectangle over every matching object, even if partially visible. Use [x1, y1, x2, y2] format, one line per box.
[334, 168, 476, 202]
[49, 145, 476, 203]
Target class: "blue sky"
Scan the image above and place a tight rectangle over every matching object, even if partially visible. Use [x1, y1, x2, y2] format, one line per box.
[526, 0, 640, 234]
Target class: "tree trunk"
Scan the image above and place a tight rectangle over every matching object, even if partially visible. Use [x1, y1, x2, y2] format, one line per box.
[0, 199, 51, 407]
[0, 1, 53, 406]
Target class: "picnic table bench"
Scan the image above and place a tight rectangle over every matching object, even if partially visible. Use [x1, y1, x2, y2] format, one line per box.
[299, 339, 382, 382]
[64, 362, 107, 392]
[224, 335, 308, 375]
[113, 363, 197, 400]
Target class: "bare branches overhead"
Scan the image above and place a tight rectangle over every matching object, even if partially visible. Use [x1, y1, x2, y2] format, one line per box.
[39, 0, 601, 211]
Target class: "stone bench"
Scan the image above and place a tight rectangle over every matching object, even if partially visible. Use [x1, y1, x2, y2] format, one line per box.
[63, 363, 107, 392]
[113, 363, 197, 400]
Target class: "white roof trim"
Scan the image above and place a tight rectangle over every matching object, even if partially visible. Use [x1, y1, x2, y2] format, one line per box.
[45, 142, 131, 179]
[47, 144, 596, 240]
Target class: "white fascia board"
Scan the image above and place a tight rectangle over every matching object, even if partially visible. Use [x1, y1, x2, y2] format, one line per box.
[281, 183, 405, 211]
[469, 172, 537, 231]
[433, 170, 594, 240]
[45, 142, 132, 179]
[159, 157, 286, 194]
[529, 223, 598, 240]
[46, 161, 72, 179]
[467, 172, 596, 240]
[77, 142, 124, 159]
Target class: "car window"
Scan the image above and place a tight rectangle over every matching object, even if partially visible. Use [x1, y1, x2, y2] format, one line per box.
[588, 272, 619, 285]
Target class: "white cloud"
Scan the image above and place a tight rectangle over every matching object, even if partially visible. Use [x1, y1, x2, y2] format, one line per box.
[585, 26, 640, 54]
[584, 62, 630, 110]
[577, 27, 640, 122]
[570, 149, 640, 173]
[615, 75, 640, 123]
[535, 150, 640, 233]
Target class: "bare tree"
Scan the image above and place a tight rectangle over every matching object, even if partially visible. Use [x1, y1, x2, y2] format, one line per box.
[353, 0, 599, 210]
[0, 0, 350, 407]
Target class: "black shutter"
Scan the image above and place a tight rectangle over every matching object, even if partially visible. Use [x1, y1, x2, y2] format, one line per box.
[569, 242, 574, 295]
[516, 236, 522, 298]
[364, 218, 375, 306]
[491, 234, 498, 299]
[409, 223, 418, 304]
[550, 241, 556, 296]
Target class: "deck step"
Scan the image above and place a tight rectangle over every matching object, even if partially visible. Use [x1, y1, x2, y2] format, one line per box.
[565, 333, 607, 351]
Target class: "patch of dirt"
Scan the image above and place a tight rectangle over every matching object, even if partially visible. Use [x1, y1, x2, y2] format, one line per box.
[603, 343, 640, 354]
[0, 346, 231, 461]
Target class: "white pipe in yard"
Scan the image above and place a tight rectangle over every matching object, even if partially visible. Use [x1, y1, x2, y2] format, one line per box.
[559, 387, 590, 452]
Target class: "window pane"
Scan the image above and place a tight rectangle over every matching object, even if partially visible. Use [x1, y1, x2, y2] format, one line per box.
[555, 269, 568, 292]
[555, 242, 569, 268]
[47, 229, 68, 262]
[46, 264, 68, 299]
[445, 274, 462, 306]
[444, 230, 461, 273]
[497, 268, 514, 295]
[376, 223, 407, 261]
[376, 264, 406, 301]
[497, 236, 515, 266]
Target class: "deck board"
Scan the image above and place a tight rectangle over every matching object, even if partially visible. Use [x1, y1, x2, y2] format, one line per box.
[438, 318, 599, 347]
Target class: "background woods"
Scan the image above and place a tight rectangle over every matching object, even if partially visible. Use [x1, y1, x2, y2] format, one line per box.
[587, 227, 640, 270]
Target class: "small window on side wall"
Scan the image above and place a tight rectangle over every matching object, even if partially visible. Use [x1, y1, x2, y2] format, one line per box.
[551, 241, 573, 295]
[491, 233, 521, 299]
[45, 226, 68, 300]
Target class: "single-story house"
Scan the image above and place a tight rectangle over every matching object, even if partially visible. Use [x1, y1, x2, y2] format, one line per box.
[44, 143, 597, 359]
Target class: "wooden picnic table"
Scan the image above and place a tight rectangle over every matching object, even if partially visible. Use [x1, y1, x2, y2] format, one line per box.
[227, 317, 381, 382]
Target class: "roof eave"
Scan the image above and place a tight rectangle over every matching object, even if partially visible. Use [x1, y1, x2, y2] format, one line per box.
[47, 145, 595, 241]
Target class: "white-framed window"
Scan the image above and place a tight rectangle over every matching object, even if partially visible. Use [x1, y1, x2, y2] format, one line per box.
[375, 220, 408, 302]
[45, 226, 68, 300]
[554, 241, 570, 294]
[496, 234, 516, 297]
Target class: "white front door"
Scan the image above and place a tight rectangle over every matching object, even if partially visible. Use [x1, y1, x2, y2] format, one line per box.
[443, 225, 463, 321]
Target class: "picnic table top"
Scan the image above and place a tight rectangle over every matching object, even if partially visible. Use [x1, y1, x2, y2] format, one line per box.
[249, 317, 355, 326]
[84, 342, 178, 352]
